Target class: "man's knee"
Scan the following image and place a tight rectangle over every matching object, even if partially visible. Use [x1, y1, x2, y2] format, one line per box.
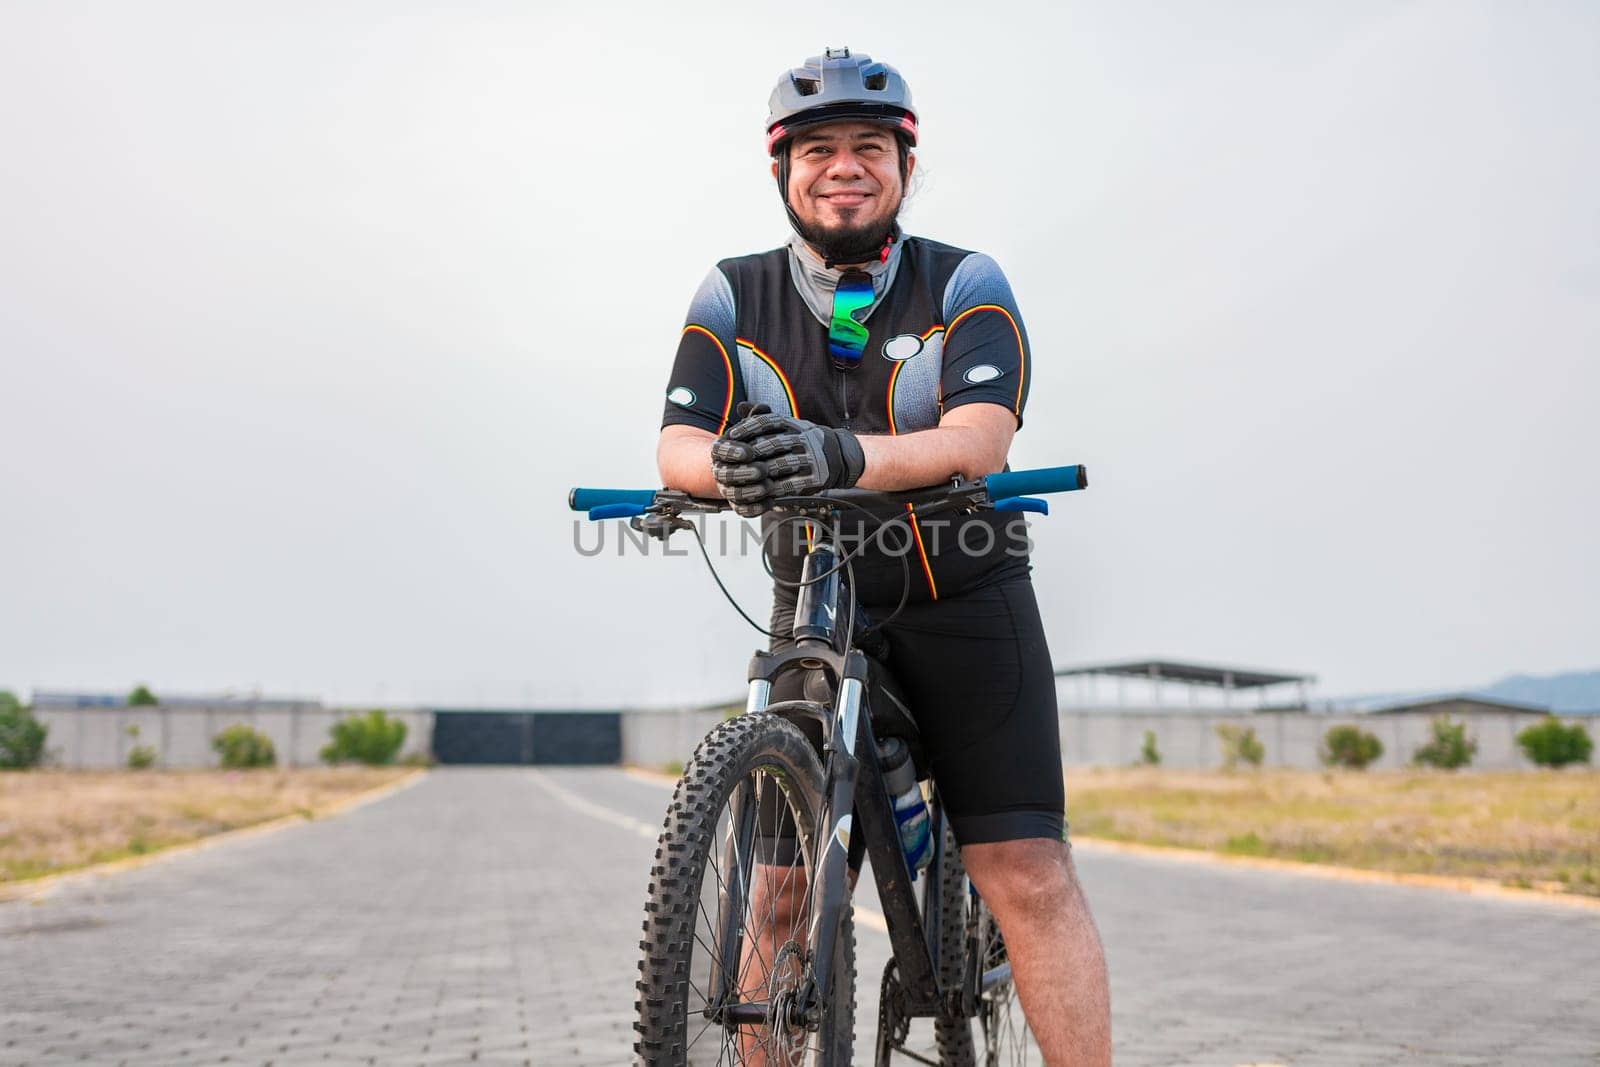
[748, 861, 810, 932]
[963, 837, 1080, 915]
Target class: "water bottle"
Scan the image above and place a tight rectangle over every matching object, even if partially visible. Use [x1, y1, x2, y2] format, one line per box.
[878, 737, 932, 872]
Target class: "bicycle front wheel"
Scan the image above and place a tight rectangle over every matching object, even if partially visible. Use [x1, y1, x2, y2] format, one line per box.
[635, 712, 855, 1065]
[973, 903, 1034, 1066]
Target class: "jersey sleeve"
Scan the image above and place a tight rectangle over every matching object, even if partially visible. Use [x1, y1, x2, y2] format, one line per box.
[661, 266, 742, 434]
[939, 253, 1032, 427]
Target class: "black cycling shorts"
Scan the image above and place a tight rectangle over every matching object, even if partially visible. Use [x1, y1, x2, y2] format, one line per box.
[767, 574, 1066, 849]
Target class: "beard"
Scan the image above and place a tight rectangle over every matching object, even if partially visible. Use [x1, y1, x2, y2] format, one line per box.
[792, 206, 900, 268]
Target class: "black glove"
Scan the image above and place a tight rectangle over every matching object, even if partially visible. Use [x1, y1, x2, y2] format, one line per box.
[711, 403, 866, 517]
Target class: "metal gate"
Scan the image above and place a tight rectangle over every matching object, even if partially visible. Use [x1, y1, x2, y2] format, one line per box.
[431, 710, 621, 765]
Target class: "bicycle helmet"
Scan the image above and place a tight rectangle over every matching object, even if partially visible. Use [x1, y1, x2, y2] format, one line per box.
[766, 48, 918, 262]
[765, 47, 918, 157]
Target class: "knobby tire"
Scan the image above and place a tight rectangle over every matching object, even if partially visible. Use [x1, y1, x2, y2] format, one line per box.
[635, 712, 856, 1065]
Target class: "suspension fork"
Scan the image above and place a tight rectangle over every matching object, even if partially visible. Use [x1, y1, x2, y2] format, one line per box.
[709, 775, 759, 1014]
[793, 649, 869, 1026]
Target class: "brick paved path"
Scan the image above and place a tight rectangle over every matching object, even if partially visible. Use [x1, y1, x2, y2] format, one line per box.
[3, 767, 1597, 1065]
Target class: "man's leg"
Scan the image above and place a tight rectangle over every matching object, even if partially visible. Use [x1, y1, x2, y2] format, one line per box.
[961, 837, 1111, 1067]
[736, 860, 810, 1062]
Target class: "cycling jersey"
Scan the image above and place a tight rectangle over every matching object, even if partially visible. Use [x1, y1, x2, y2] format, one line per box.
[661, 234, 1035, 604]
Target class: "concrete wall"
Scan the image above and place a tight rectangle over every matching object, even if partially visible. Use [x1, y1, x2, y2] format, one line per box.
[621, 707, 726, 769]
[30, 704, 1577, 772]
[1057, 709, 1562, 770]
[33, 707, 434, 769]
[618, 706, 1577, 772]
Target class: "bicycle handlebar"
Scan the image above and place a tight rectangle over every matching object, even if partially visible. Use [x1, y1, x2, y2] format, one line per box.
[984, 464, 1087, 499]
[568, 464, 1088, 518]
[568, 487, 658, 512]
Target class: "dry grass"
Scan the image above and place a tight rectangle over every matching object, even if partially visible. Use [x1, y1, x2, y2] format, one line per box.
[0, 767, 413, 883]
[1065, 767, 1600, 896]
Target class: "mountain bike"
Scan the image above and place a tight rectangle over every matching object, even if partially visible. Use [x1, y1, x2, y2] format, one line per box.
[569, 464, 1087, 1065]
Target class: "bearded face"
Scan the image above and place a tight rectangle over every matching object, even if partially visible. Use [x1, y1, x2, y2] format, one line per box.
[780, 122, 913, 266]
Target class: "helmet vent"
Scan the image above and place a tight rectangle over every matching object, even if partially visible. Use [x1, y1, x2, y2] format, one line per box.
[863, 72, 887, 91]
[794, 77, 820, 97]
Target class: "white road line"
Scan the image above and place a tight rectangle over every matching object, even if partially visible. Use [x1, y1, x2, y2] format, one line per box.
[527, 768, 659, 840]
[542, 768, 891, 935]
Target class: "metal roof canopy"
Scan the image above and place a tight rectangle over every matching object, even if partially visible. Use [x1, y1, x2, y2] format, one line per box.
[1366, 694, 1549, 715]
[1054, 659, 1316, 690]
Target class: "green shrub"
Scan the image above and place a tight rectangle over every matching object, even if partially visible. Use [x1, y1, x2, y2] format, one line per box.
[212, 724, 277, 768]
[1321, 724, 1384, 769]
[1215, 723, 1264, 769]
[128, 684, 159, 707]
[0, 699, 48, 769]
[1412, 715, 1477, 770]
[125, 724, 158, 770]
[1516, 717, 1593, 768]
[321, 710, 407, 766]
[1139, 729, 1161, 766]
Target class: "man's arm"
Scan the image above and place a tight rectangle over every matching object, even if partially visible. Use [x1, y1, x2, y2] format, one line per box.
[660, 401, 1014, 500]
[856, 402, 1016, 491]
[657, 265, 741, 498]
[658, 424, 721, 498]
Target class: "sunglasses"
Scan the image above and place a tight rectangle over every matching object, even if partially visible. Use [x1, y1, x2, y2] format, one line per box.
[828, 270, 874, 371]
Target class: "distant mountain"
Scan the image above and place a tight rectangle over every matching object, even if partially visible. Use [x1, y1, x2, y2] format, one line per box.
[1475, 669, 1600, 714]
[1325, 669, 1600, 715]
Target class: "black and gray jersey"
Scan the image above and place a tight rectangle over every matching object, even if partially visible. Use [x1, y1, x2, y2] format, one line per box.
[660, 235, 1036, 604]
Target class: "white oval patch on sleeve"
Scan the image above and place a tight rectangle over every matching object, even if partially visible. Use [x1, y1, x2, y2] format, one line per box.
[964, 364, 1003, 384]
[881, 333, 924, 362]
[666, 386, 697, 407]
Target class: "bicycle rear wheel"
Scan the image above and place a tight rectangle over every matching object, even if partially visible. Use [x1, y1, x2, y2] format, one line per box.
[973, 903, 1034, 1066]
[933, 818, 977, 1066]
[635, 712, 855, 1065]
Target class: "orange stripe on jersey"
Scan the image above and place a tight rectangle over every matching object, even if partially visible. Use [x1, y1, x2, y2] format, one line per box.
[945, 304, 1027, 414]
[887, 327, 942, 434]
[885, 359, 905, 435]
[735, 337, 799, 417]
[682, 325, 735, 433]
[905, 503, 939, 601]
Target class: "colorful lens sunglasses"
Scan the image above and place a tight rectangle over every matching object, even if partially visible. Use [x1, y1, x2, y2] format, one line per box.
[828, 270, 874, 371]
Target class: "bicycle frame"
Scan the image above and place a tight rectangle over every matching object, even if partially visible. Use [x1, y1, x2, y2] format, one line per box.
[739, 539, 957, 1028]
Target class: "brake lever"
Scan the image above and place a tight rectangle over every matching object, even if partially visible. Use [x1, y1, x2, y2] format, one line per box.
[628, 490, 730, 541]
[630, 510, 695, 541]
[942, 476, 991, 514]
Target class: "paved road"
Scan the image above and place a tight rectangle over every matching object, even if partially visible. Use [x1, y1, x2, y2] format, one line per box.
[2, 768, 1597, 1066]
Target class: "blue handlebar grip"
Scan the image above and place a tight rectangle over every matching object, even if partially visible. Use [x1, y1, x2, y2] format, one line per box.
[568, 487, 657, 512]
[984, 465, 1088, 500]
[993, 496, 1049, 515]
[588, 503, 648, 520]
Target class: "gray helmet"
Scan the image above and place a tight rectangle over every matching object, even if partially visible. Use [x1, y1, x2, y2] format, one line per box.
[765, 46, 918, 156]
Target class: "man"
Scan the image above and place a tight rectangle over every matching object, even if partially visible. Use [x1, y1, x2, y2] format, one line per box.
[657, 48, 1111, 1065]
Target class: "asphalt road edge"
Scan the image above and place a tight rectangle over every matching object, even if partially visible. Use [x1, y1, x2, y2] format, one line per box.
[0, 769, 429, 904]
[1069, 835, 1600, 911]
[624, 766, 1600, 912]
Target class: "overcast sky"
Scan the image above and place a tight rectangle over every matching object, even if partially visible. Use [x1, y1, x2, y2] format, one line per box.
[1, 1, 1596, 708]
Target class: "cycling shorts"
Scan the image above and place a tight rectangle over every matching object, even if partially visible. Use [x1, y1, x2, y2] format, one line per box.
[766, 573, 1066, 850]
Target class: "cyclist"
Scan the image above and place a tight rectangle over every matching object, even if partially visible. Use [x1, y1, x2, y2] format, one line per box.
[656, 48, 1111, 1065]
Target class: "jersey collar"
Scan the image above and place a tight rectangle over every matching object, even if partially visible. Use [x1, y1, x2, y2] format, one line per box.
[785, 232, 906, 328]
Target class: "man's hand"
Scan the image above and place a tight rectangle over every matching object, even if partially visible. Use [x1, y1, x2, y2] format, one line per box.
[711, 404, 866, 517]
